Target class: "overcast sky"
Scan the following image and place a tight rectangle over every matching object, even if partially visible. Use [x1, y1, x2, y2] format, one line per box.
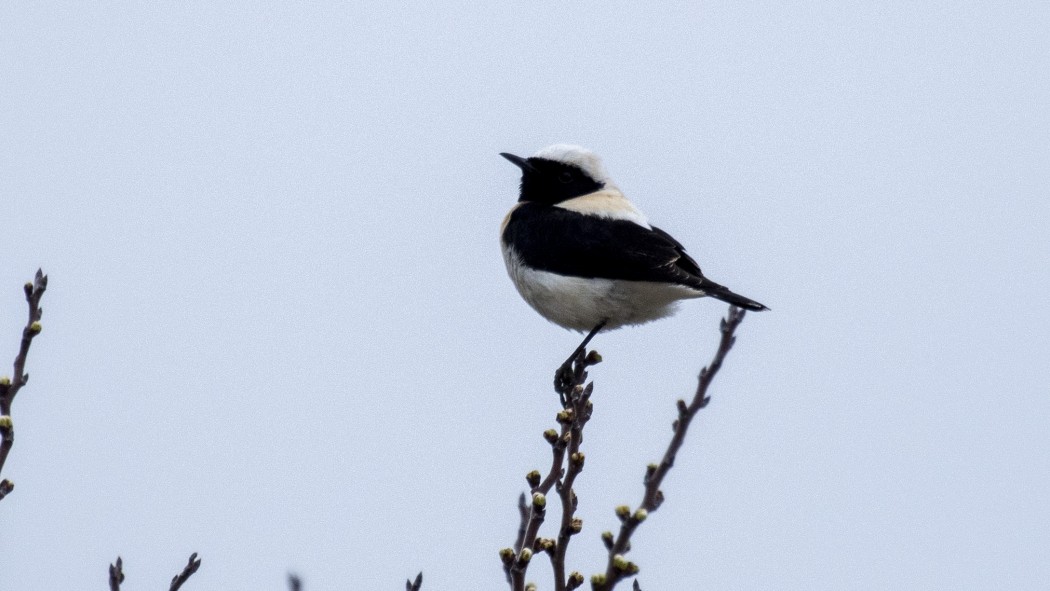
[2, 2, 1048, 589]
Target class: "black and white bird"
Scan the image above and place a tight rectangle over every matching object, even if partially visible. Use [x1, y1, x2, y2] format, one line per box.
[499, 144, 767, 345]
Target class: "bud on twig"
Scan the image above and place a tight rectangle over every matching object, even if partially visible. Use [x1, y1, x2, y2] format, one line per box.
[532, 492, 547, 508]
[526, 470, 541, 488]
[615, 505, 631, 521]
[643, 463, 658, 485]
[567, 571, 585, 589]
[534, 537, 556, 553]
[570, 517, 583, 534]
[601, 531, 614, 549]
[543, 429, 559, 444]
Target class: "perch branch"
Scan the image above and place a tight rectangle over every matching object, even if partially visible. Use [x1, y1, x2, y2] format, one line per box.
[503, 348, 600, 591]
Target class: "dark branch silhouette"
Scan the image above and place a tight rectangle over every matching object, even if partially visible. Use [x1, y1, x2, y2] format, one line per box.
[107, 553, 200, 591]
[0, 269, 47, 502]
[108, 557, 125, 591]
[168, 552, 201, 591]
[405, 572, 423, 591]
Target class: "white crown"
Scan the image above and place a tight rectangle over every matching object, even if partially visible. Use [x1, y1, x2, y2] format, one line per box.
[532, 144, 613, 185]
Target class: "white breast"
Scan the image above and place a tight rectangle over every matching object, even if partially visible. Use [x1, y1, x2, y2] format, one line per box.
[501, 245, 702, 332]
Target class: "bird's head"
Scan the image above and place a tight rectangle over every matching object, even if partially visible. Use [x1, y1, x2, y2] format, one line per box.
[500, 144, 611, 204]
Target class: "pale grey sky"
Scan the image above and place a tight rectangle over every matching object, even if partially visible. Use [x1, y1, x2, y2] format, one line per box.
[2, 2, 1049, 589]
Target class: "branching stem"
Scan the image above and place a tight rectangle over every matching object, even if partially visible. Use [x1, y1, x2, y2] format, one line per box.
[0, 269, 47, 501]
[596, 306, 747, 590]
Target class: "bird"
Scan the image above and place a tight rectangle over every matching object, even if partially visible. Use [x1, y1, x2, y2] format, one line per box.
[499, 144, 767, 350]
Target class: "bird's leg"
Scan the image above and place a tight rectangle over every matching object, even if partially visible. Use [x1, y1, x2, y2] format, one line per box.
[554, 320, 607, 404]
[570, 321, 606, 362]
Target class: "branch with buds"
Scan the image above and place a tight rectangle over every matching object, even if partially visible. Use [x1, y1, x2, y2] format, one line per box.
[505, 306, 748, 591]
[502, 346, 601, 591]
[0, 269, 47, 501]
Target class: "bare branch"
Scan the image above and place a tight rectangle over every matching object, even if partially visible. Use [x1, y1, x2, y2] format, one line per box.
[405, 572, 423, 591]
[0, 269, 47, 500]
[169, 553, 201, 591]
[288, 573, 302, 591]
[595, 306, 747, 590]
[108, 556, 125, 591]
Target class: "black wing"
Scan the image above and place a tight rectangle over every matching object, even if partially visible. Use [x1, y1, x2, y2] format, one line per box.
[502, 203, 707, 288]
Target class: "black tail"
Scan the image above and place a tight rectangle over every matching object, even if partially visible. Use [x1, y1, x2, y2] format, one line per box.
[701, 280, 769, 312]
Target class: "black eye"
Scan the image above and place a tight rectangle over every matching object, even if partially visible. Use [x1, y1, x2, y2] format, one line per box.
[558, 171, 574, 184]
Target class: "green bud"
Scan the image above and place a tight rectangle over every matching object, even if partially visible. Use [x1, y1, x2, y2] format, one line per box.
[29, 322, 42, 334]
[518, 548, 533, 563]
[590, 574, 607, 585]
[0, 376, 10, 386]
[526, 470, 541, 487]
[535, 537, 555, 552]
[634, 509, 648, 522]
[615, 505, 631, 520]
[532, 492, 546, 508]
[612, 554, 630, 571]
[0, 415, 12, 429]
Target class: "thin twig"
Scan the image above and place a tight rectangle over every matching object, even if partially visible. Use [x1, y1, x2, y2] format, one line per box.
[288, 573, 302, 591]
[595, 306, 747, 590]
[405, 572, 423, 591]
[0, 269, 47, 500]
[108, 556, 125, 591]
[169, 553, 201, 591]
[550, 379, 592, 590]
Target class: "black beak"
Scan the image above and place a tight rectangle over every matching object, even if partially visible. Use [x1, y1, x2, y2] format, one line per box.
[500, 152, 536, 173]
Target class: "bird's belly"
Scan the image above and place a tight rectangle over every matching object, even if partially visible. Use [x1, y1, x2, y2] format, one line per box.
[503, 248, 700, 332]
